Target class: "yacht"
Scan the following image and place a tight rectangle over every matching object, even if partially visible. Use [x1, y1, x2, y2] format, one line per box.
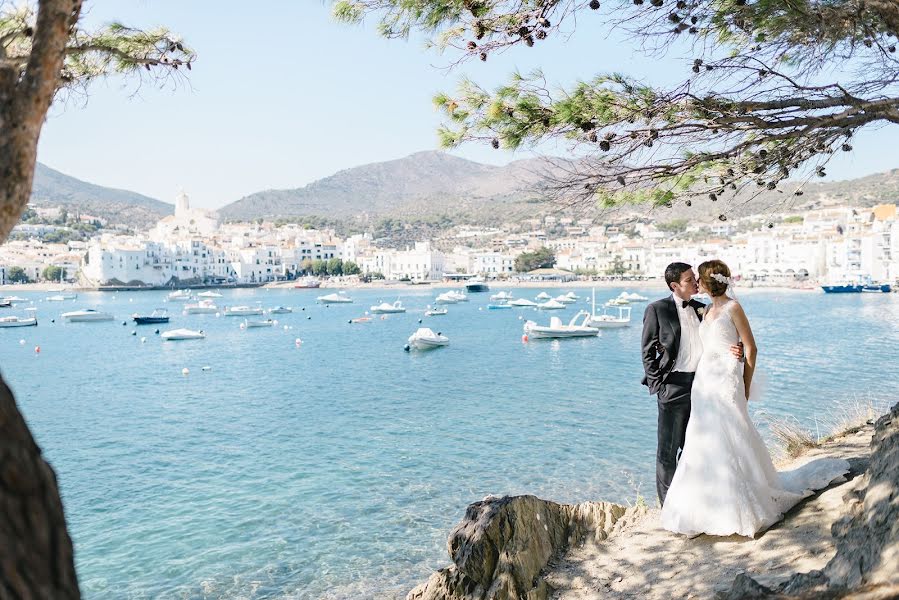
[61, 308, 114, 322]
[0, 316, 37, 328]
[161, 328, 205, 340]
[370, 300, 406, 314]
[405, 327, 449, 350]
[184, 300, 219, 314]
[223, 305, 264, 316]
[465, 279, 490, 293]
[317, 292, 353, 304]
[435, 292, 459, 304]
[523, 311, 599, 339]
[132, 309, 170, 324]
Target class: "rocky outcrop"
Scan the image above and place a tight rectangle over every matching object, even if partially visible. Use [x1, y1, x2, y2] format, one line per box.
[720, 401, 899, 599]
[407, 495, 641, 600]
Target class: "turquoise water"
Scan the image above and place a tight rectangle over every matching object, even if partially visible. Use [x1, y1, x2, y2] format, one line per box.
[2, 286, 897, 599]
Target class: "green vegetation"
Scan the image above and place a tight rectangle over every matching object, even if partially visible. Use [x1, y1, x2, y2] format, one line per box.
[605, 256, 628, 277]
[42, 266, 66, 282]
[783, 216, 804, 224]
[299, 258, 360, 277]
[514, 247, 555, 272]
[656, 219, 690, 235]
[5, 267, 29, 283]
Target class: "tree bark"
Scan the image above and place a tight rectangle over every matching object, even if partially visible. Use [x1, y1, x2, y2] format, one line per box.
[0, 0, 83, 597]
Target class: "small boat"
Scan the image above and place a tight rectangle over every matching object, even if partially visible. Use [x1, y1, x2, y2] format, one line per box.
[405, 327, 449, 350]
[268, 306, 293, 314]
[223, 305, 264, 316]
[2, 296, 27, 302]
[370, 300, 406, 314]
[0, 316, 37, 328]
[45, 295, 68, 302]
[167, 290, 192, 301]
[133, 309, 170, 324]
[465, 279, 490, 293]
[317, 292, 353, 304]
[487, 303, 513, 310]
[509, 298, 538, 307]
[537, 299, 566, 310]
[524, 311, 599, 339]
[490, 291, 514, 301]
[435, 292, 459, 304]
[618, 291, 649, 302]
[862, 284, 891, 293]
[586, 289, 632, 328]
[196, 290, 223, 298]
[564, 291, 580, 300]
[425, 307, 448, 316]
[243, 319, 275, 328]
[61, 308, 114, 322]
[184, 300, 218, 314]
[535, 292, 552, 301]
[350, 316, 373, 323]
[161, 328, 205, 340]
[605, 297, 630, 306]
[553, 295, 577, 304]
[0, 299, 10, 308]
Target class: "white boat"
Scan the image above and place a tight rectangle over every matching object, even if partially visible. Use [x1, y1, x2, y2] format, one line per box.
[0, 316, 37, 328]
[535, 292, 552, 300]
[184, 299, 218, 314]
[223, 305, 264, 316]
[317, 292, 353, 304]
[161, 328, 205, 340]
[61, 308, 114, 322]
[370, 300, 406, 314]
[197, 290, 223, 298]
[243, 318, 275, 328]
[537, 299, 567, 310]
[435, 292, 459, 304]
[553, 295, 577, 304]
[167, 290, 192, 301]
[509, 298, 539, 307]
[446, 290, 468, 302]
[2, 296, 27, 302]
[606, 297, 630, 306]
[523, 311, 599, 339]
[618, 291, 649, 302]
[565, 291, 580, 300]
[425, 307, 448, 316]
[45, 295, 68, 302]
[406, 327, 449, 350]
[587, 289, 632, 328]
[268, 306, 292, 314]
[490, 291, 514, 301]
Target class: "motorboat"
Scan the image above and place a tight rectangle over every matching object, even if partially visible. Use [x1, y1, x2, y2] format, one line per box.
[618, 291, 649, 302]
[553, 295, 577, 304]
[161, 328, 205, 340]
[45, 295, 68, 302]
[268, 306, 293, 314]
[509, 298, 538, 307]
[425, 307, 448, 316]
[523, 311, 599, 339]
[605, 297, 630, 306]
[242, 319, 275, 328]
[184, 299, 219, 314]
[490, 291, 514, 301]
[61, 308, 114, 322]
[465, 279, 490, 293]
[0, 299, 10, 308]
[197, 290, 223, 298]
[166, 290, 192, 301]
[488, 303, 513, 310]
[0, 316, 37, 328]
[223, 305, 264, 316]
[405, 327, 449, 350]
[435, 292, 459, 304]
[586, 289, 632, 328]
[317, 292, 353, 304]
[132, 309, 170, 324]
[564, 291, 580, 300]
[2, 296, 27, 302]
[862, 284, 892, 293]
[537, 299, 566, 310]
[535, 292, 552, 300]
[370, 300, 406, 314]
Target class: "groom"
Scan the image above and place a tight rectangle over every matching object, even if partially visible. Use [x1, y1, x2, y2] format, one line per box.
[641, 262, 740, 505]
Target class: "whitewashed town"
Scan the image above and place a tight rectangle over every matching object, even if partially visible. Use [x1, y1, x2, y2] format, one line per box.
[1, 189, 898, 288]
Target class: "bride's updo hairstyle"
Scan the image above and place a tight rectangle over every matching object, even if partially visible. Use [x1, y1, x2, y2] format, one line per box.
[698, 260, 731, 297]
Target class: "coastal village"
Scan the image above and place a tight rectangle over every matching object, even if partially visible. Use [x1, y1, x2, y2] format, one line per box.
[1, 190, 898, 288]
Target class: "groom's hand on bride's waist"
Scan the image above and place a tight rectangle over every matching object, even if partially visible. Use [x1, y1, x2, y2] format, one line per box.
[730, 342, 744, 361]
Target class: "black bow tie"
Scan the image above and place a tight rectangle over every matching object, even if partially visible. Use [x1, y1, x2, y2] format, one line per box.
[682, 300, 690, 309]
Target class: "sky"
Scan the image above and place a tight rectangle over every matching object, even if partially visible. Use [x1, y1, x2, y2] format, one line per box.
[35, 1, 899, 210]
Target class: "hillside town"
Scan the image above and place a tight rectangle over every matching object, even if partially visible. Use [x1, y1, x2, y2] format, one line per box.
[1, 190, 898, 287]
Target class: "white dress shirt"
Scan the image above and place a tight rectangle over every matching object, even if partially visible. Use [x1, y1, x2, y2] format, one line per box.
[671, 293, 703, 373]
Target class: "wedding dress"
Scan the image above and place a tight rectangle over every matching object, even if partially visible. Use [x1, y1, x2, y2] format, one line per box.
[660, 300, 849, 537]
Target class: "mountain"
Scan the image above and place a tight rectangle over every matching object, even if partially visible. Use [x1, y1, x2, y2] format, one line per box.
[30, 163, 173, 228]
[217, 151, 561, 225]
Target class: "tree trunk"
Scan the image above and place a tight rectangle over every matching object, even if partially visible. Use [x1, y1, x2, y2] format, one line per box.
[0, 1, 84, 597]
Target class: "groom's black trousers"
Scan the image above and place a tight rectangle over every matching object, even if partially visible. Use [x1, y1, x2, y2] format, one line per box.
[656, 371, 694, 506]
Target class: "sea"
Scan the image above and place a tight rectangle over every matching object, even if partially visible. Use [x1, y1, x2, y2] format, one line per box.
[1, 285, 896, 599]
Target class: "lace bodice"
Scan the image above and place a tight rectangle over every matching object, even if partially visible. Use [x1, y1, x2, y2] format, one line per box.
[699, 301, 740, 356]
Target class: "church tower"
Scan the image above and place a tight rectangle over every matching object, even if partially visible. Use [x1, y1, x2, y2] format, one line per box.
[175, 190, 190, 218]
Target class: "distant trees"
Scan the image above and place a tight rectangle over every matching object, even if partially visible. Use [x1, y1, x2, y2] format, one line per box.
[656, 219, 690, 235]
[606, 256, 628, 277]
[6, 266, 29, 283]
[514, 247, 555, 272]
[301, 258, 361, 277]
[42, 265, 65, 281]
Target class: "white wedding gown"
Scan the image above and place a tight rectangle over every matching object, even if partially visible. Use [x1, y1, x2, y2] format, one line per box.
[661, 301, 850, 537]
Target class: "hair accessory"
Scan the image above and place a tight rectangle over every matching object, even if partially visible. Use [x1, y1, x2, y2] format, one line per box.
[711, 272, 732, 286]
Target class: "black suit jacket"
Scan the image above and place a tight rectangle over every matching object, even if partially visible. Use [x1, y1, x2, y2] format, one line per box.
[641, 296, 705, 396]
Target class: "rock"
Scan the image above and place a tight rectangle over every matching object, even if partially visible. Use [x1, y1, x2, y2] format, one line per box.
[408, 495, 638, 600]
[714, 573, 773, 599]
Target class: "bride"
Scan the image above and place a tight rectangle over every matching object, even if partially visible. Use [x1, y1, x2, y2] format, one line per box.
[661, 259, 849, 537]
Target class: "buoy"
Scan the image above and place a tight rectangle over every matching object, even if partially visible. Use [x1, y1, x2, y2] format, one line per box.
[154, 329, 160, 334]
[284, 325, 290, 330]
[141, 337, 147, 343]
[522, 334, 529, 343]
[122, 321, 127, 326]
[295, 338, 303, 346]
[50, 319, 55, 323]
[403, 344, 411, 352]
[418, 319, 422, 324]
[479, 307, 483, 311]
[182, 368, 189, 376]
[307, 316, 311, 320]
[240, 322, 246, 329]
[273, 320, 278, 326]
[34, 346, 40, 354]
[19, 339, 25, 345]
[302, 307, 305, 311]
[348, 319, 352, 324]
[131, 330, 137, 336]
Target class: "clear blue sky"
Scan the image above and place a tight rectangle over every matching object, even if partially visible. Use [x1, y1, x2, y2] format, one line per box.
[36, 1, 898, 210]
